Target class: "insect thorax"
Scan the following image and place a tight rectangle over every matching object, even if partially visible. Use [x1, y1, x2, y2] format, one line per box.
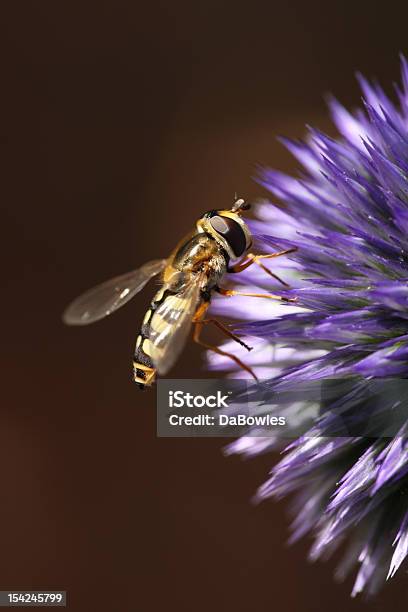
[171, 233, 228, 290]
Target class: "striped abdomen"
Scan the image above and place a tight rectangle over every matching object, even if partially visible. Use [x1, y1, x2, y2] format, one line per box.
[133, 286, 167, 387]
[133, 278, 203, 387]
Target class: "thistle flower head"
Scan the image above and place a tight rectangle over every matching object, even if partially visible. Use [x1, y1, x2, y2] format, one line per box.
[210, 57, 408, 596]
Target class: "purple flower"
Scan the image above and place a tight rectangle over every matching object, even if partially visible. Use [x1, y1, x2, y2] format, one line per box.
[209, 57, 408, 596]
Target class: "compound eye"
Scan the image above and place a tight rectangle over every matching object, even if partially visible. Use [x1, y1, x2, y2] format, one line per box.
[209, 215, 247, 257]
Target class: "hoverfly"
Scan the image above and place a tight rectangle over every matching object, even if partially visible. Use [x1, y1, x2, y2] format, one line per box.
[63, 198, 296, 387]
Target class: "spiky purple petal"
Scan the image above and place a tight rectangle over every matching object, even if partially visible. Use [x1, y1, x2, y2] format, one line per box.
[211, 58, 408, 596]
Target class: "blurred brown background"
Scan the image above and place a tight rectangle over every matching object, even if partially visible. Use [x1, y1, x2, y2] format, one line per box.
[3, 1, 408, 610]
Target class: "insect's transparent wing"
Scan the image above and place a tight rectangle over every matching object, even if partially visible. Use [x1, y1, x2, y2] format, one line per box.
[63, 259, 167, 325]
[149, 278, 202, 375]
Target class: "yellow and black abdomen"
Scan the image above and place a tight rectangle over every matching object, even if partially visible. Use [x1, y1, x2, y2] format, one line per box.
[133, 286, 168, 387]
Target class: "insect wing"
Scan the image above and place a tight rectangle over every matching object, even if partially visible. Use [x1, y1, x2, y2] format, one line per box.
[149, 279, 202, 375]
[63, 259, 167, 325]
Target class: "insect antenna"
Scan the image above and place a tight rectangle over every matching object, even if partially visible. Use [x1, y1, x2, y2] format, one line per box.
[231, 196, 251, 214]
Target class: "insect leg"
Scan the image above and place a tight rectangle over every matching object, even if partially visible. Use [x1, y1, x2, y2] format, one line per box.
[192, 302, 252, 351]
[193, 300, 210, 322]
[200, 318, 253, 351]
[251, 247, 298, 260]
[251, 258, 290, 287]
[228, 248, 298, 275]
[216, 287, 297, 303]
[192, 303, 258, 381]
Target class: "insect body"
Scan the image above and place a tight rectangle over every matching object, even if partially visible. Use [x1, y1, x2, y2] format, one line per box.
[63, 198, 296, 387]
